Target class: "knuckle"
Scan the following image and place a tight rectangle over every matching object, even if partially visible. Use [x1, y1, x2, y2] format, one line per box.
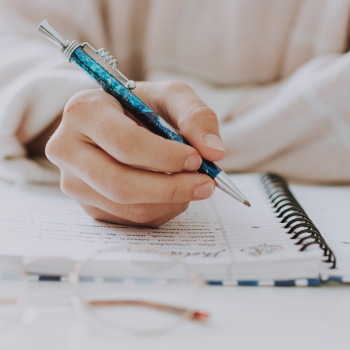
[164, 180, 181, 203]
[111, 128, 136, 163]
[64, 89, 102, 112]
[62, 91, 89, 123]
[126, 205, 154, 224]
[105, 177, 131, 204]
[160, 81, 194, 102]
[163, 81, 192, 94]
[45, 135, 57, 161]
[160, 145, 176, 171]
[60, 175, 76, 198]
[45, 132, 66, 165]
[62, 89, 111, 126]
[177, 105, 218, 133]
[82, 205, 104, 221]
[186, 106, 218, 126]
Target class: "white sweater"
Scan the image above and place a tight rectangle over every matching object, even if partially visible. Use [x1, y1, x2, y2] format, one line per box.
[1, 0, 350, 183]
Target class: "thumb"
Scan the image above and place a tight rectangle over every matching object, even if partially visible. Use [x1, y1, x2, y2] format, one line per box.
[178, 105, 226, 162]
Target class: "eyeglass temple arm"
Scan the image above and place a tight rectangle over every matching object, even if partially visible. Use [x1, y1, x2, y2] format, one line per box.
[0, 298, 18, 304]
[0, 298, 209, 321]
[88, 300, 209, 321]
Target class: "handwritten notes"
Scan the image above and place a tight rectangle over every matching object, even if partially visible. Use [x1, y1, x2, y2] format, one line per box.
[0, 182, 230, 262]
[0, 175, 322, 281]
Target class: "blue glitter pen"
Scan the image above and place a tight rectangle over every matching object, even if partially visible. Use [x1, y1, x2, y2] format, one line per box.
[38, 20, 250, 207]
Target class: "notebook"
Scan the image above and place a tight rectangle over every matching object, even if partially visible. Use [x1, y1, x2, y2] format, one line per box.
[0, 173, 349, 286]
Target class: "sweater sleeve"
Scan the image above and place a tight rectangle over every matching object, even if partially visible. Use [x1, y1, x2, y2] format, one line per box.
[217, 53, 350, 183]
[0, 0, 104, 183]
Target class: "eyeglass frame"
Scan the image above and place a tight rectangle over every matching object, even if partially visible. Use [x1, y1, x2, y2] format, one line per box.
[0, 245, 208, 334]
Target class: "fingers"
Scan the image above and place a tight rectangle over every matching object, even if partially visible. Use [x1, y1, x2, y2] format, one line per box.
[133, 82, 226, 162]
[47, 133, 215, 205]
[60, 170, 189, 225]
[63, 89, 202, 173]
[80, 203, 188, 227]
[46, 86, 220, 228]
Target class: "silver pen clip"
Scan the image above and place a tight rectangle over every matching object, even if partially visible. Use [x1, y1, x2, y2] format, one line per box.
[37, 20, 136, 90]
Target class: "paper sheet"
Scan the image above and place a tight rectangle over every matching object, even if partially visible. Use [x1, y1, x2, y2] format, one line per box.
[0, 174, 301, 259]
[0, 174, 321, 280]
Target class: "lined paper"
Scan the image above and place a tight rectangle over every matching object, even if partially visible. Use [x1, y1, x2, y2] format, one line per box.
[0, 174, 322, 280]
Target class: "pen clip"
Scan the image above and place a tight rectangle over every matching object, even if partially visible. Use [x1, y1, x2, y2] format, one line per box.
[81, 42, 136, 90]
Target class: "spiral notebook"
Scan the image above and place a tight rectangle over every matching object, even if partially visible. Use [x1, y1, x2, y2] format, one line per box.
[0, 173, 349, 286]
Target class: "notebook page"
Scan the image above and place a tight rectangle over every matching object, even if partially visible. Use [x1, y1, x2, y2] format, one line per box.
[213, 175, 310, 260]
[291, 183, 350, 279]
[0, 174, 321, 280]
[0, 183, 232, 263]
[209, 175, 322, 280]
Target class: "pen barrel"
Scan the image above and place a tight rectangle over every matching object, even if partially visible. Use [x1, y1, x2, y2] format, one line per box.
[70, 47, 221, 179]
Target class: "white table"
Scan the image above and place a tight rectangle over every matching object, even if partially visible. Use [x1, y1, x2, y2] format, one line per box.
[0, 282, 349, 350]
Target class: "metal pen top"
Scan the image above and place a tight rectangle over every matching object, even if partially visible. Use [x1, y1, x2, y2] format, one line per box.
[38, 20, 136, 90]
[38, 20, 69, 49]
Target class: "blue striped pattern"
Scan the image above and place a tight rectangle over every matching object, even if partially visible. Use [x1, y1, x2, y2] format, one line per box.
[207, 279, 321, 286]
[4, 273, 348, 286]
[326, 276, 343, 282]
[322, 276, 350, 283]
[25, 275, 324, 287]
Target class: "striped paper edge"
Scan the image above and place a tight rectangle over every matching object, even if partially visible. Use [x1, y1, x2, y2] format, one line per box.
[321, 275, 350, 283]
[208, 279, 321, 286]
[7, 273, 350, 286]
[25, 275, 322, 286]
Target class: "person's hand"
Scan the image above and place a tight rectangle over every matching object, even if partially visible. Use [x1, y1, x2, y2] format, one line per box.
[46, 82, 226, 227]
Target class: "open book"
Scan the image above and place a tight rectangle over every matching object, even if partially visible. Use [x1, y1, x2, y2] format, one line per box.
[0, 174, 349, 286]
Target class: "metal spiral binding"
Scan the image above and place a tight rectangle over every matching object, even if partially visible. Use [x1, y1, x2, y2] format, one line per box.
[62, 40, 136, 90]
[261, 173, 336, 268]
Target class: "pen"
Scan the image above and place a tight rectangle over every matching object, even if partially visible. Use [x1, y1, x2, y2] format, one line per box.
[38, 20, 250, 207]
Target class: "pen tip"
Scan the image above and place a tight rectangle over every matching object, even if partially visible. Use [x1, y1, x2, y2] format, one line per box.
[244, 200, 251, 207]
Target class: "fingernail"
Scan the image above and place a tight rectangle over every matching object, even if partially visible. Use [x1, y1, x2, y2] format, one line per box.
[202, 133, 225, 151]
[184, 155, 202, 171]
[194, 182, 215, 200]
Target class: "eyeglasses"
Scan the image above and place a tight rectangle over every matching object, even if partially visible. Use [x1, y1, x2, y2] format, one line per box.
[0, 245, 208, 334]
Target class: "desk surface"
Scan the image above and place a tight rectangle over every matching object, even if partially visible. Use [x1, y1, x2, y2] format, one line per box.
[0, 180, 349, 350]
[0, 282, 349, 350]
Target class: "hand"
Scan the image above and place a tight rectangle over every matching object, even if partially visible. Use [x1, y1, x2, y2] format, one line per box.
[46, 82, 226, 227]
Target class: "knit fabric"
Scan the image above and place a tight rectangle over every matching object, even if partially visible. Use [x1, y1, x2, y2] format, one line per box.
[0, 0, 349, 183]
